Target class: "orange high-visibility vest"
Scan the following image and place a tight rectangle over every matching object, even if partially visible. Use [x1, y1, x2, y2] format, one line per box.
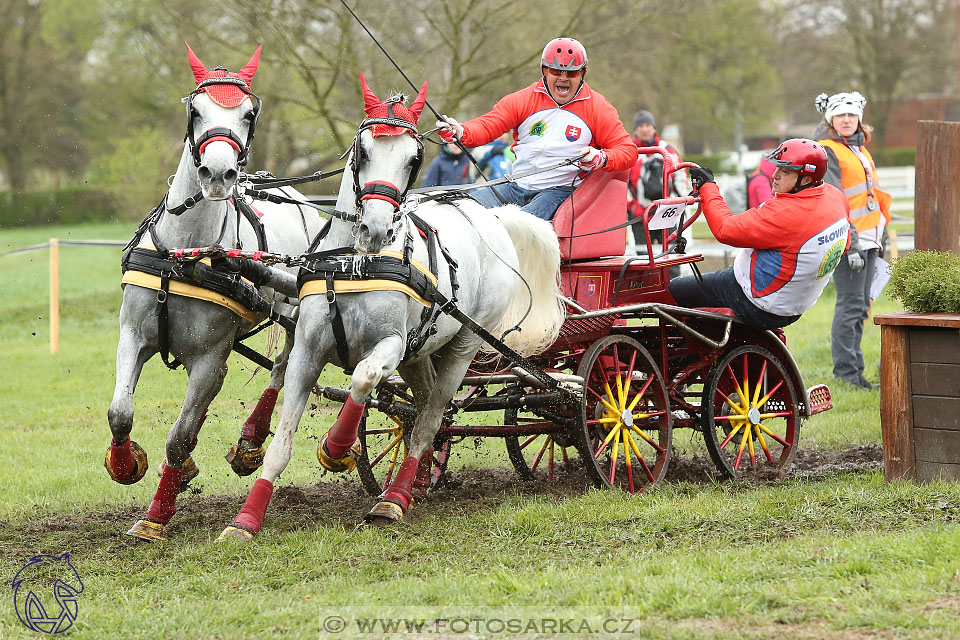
[819, 139, 891, 232]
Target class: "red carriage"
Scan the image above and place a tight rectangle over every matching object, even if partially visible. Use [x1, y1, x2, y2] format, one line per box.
[320, 147, 834, 496]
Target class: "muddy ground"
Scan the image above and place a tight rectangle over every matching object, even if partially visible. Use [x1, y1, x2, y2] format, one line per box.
[3, 445, 882, 554]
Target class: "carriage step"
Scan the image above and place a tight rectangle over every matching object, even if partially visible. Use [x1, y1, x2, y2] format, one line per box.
[806, 384, 833, 415]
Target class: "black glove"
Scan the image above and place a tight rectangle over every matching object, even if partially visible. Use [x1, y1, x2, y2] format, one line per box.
[689, 166, 715, 190]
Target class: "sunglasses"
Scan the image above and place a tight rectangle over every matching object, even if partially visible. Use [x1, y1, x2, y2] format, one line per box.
[545, 67, 583, 78]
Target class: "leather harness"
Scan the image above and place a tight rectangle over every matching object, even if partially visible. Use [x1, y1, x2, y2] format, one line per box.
[297, 208, 460, 372]
[121, 195, 293, 370]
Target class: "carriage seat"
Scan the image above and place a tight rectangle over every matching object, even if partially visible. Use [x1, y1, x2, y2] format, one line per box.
[553, 169, 629, 261]
[694, 307, 736, 317]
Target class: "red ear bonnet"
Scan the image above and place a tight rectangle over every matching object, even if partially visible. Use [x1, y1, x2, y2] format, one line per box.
[359, 74, 428, 137]
[184, 42, 260, 108]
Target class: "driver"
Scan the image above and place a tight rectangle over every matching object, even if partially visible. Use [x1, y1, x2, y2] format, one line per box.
[668, 139, 851, 330]
[436, 37, 637, 221]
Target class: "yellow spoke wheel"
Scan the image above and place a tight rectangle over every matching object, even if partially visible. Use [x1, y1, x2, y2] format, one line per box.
[701, 345, 799, 479]
[577, 335, 671, 493]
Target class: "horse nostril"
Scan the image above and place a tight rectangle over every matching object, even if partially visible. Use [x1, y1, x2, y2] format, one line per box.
[198, 166, 212, 183]
[359, 224, 369, 237]
[223, 169, 238, 184]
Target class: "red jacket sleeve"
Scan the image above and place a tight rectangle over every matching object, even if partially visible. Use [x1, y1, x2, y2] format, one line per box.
[460, 91, 526, 148]
[589, 94, 637, 172]
[698, 182, 793, 250]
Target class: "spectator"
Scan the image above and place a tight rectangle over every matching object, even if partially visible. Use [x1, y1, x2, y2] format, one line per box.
[626, 110, 689, 251]
[668, 139, 850, 330]
[436, 37, 637, 221]
[421, 143, 469, 188]
[814, 91, 892, 391]
[746, 157, 776, 209]
[475, 133, 514, 180]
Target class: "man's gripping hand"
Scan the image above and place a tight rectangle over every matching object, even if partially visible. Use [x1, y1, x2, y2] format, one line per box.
[576, 147, 608, 171]
[436, 116, 464, 143]
[689, 166, 715, 190]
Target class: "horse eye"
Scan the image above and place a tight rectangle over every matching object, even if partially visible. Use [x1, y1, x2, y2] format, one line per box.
[243, 111, 256, 123]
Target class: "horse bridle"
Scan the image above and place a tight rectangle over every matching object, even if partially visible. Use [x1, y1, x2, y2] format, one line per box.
[183, 72, 262, 168]
[349, 100, 425, 226]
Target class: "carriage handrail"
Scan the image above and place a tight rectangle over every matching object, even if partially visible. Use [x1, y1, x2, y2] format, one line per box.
[567, 302, 734, 349]
[634, 145, 705, 265]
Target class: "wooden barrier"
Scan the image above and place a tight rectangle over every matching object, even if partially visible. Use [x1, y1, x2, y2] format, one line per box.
[914, 120, 960, 253]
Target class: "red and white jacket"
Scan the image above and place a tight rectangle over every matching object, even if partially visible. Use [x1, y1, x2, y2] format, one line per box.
[698, 182, 851, 316]
[460, 80, 637, 190]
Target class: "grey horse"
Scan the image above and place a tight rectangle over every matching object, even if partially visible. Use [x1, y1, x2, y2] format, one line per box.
[105, 44, 322, 541]
[218, 76, 565, 540]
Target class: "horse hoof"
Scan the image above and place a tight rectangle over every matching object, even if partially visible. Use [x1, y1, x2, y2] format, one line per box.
[104, 440, 149, 485]
[363, 500, 404, 527]
[158, 456, 200, 492]
[225, 442, 264, 477]
[216, 525, 255, 543]
[317, 436, 361, 473]
[126, 518, 168, 542]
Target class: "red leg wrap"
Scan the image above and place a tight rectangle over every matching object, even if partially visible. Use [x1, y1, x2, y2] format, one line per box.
[411, 448, 435, 497]
[233, 478, 274, 533]
[190, 409, 208, 452]
[145, 465, 183, 524]
[240, 388, 278, 445]
[382, 456, 418, 512]
[109, 439, 137, 481]
[324, 396, 366, 459]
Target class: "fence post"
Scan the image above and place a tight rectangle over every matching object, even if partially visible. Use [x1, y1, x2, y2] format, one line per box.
[915, 121, 960, 253]
[50, 238, 59, 354]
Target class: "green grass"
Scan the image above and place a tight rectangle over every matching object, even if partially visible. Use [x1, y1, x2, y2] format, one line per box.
[3, 222, 956, 640]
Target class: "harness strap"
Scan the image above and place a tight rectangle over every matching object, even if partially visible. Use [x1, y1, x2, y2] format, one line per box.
[326, 272, 354, 372]
[233, 197, 268, 251]
[156, 273, 182, 370]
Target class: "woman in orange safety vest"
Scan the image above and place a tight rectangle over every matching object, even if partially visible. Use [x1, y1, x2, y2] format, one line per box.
[814, 91, 891, 391]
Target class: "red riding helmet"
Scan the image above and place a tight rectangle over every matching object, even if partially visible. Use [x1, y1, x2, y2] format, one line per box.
[764, 138, 828, 183]
[541, 37, 588, 71]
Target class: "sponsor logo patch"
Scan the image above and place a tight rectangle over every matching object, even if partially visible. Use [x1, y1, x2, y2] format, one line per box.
[817, 240, 846, 279]
[529, 120, 546, 137]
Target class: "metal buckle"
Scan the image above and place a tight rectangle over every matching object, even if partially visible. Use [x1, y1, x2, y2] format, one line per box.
[157, 289, 168, 303]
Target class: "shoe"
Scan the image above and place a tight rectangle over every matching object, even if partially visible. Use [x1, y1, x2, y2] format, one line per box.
[836, 376, 872, 391]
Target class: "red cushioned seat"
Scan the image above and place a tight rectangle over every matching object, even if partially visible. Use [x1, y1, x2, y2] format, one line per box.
[693, 307, 736, 317]
[553, 169, 629, 261]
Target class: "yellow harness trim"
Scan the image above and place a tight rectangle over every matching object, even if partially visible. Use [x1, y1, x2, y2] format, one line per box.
[299, 250, 437, 308]
[121, 252, 261, 322]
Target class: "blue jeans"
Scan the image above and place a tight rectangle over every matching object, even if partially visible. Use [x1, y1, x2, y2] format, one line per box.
[473, 182, 573, 221]
[668, 266, 800, 330]
[831, 249, 878, 384]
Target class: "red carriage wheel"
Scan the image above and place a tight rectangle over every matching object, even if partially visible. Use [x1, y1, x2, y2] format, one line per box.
[504, 406, 580, 482]
[576, 335, 672, 493]
[701, 345, 799, 479]
[355, 408, 449, 498]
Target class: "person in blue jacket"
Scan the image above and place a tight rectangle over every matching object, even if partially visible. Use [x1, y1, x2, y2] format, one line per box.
[421, 143, 470, 187]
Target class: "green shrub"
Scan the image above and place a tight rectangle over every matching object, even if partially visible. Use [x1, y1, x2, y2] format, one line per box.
[871, 146, 916, 167]
[888, 250, 960, 313]
[0, 187, 130, 228]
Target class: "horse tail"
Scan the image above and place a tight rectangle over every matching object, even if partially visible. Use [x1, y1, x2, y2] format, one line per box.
[487, 207, 565, 357]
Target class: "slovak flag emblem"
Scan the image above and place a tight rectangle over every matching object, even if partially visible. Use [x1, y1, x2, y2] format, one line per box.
[587, 283, 596, 296]
[565, 125, 581, 142]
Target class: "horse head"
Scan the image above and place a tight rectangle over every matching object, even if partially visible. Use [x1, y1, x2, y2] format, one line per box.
[183, 43, 263, 201]
[350, 73, 428, 253]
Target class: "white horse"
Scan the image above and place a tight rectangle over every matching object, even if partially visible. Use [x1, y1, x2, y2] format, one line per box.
[106, 44, 323, 541]
[218, 76, 565, 539]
